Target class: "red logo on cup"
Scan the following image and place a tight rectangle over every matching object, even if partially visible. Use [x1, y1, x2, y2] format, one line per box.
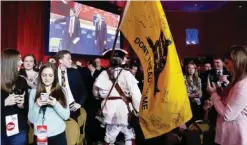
[6, 122, 15, 131]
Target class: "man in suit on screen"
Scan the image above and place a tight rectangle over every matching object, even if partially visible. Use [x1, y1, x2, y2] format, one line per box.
[95, 14, 107, 54]
[54, 8, 81, 51]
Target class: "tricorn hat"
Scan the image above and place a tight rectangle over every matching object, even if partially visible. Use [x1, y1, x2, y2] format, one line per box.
[102, 48, 128, 59]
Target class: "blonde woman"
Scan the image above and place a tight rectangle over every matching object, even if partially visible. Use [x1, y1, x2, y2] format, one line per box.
[184, 62, 203, 121]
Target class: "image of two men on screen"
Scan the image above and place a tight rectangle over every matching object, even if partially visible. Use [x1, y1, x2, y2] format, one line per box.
[50, 8, 109, 55]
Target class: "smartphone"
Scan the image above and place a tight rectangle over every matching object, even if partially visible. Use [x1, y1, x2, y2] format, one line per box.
[40, 93, 49, 101]
[16, 95, 24, 104]
[13, 88, 24, 95]
[69, 102, 74, 109]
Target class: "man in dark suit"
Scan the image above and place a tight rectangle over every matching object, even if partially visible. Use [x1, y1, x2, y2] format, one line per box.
[200, 61, 212, 103]
[87, 60, 101, 80]
[94, 58, 105, 73]
[54, 8, 81, 51]
[130, 64, 144, 92]
[209, 57, 231, 92]
[95, 14, 107, 54]
[84, 60, 104, 144]
[55, 50, 87, 121]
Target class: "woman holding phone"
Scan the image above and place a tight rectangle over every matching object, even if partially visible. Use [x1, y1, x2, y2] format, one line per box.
[28, 62, 70, 145]
[1, 49, 29, 145]
[207, 45, 247, 145]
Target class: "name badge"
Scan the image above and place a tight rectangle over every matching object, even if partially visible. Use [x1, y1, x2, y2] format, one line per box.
[5, 114, 19, 136]
[37, 125, 48, 145]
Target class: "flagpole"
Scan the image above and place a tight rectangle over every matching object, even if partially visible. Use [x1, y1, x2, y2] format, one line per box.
[110, 28, 120, 60]
[110, 1, 130, 60]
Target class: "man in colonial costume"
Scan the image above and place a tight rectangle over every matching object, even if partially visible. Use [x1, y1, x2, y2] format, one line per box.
[93, 48, 142, 145]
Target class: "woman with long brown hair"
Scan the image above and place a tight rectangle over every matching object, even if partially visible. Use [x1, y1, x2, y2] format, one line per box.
[184, 61, 203, 121]
[207, 45, 247, 145]
[1, 49, 28, 145]
[28, 62, 69, 145]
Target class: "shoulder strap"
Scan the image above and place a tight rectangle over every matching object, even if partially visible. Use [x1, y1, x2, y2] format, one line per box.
[101, 68, 123, 112]
[114, 80, 138, 114]
[115, 83, 132, 113]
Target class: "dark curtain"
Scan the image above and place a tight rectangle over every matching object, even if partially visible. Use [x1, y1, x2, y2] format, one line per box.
[17, 1, 46, 61]
[1, 1, 18, 51]
[1, 1, 46, 61]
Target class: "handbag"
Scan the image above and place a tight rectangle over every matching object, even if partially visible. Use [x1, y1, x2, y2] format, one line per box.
[95, 68, 123, 125]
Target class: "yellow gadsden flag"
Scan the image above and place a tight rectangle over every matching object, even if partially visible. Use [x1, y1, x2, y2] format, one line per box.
[119, 1, 192, 139]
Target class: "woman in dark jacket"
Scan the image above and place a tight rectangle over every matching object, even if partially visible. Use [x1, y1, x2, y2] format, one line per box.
[1, 49, 29, 145]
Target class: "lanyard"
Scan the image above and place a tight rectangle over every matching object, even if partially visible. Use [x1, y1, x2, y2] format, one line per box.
[39, 106, 47, 125]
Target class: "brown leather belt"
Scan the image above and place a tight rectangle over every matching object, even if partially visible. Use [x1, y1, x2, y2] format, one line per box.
[107, 96, 132, 103]
[108, 97, 122, 100]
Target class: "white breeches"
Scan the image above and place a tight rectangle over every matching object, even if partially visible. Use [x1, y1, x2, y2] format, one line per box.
[104, 124, 135, 145]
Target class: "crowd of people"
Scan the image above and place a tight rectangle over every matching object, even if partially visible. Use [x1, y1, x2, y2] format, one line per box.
[1, 45, 247, 145]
